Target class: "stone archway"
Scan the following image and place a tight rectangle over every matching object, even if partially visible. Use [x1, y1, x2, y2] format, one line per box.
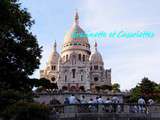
[79, 86, 85, 92]
[70, 86, 76, 91]
[51, 76, 56, 82]
[62, 86, 68, 91]
[94, 77, 99, 81]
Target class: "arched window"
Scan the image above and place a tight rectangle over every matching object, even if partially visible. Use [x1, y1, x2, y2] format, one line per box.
[65, 75, 67, 82]
[94, 65, 98, 70]
[79, 86, 85, 91]
[70, 86, 76, 91]
[71, 54, 76, 65]
[72, 69, 76, 78]
[83, 55, 85, 61]
[62, 86, 68, 91]
[94, 77, 98, 81]
[51, 77, 56, 81]
[73, 55, 76, 64]
[100, 66, 103, 70]
[78, 54, 81, 61]
[66, 55, 68, 60]
[90, 66, 92, 70]
[81, 75, 83, 81]
[51, 66, 56, 70]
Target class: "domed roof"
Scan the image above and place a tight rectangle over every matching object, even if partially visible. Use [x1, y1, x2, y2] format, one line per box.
[62, 12, 90, 54]
[63, 24, 88, 44]
[89, 42, 103, 64]
[48, 41, 60, 64]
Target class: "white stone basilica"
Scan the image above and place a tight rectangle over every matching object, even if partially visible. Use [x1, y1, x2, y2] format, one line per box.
[40, 12, 111, 91]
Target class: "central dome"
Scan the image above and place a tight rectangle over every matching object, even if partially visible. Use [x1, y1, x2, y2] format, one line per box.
[63, 24, 88, 44]
[62, 12, 90, 54]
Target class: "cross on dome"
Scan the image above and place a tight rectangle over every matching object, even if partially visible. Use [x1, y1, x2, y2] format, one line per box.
[74, 10, 79, 25]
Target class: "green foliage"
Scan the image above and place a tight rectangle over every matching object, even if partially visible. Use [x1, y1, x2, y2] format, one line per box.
[34, 78, 51, 88]
[129, 85, 141, 102]
[112, 83, 120, 92]
[0, 89, 33, 114]
[34, 78, 58, 92]
[154, 84, 160, 93]
[0, 0, 42, 91]
[153, 84, 160, 102]
[129, 77, 160, 103]
[2, 101, 50, 120]
[140, 77, 157, 94]
[100, 85, 112, 91]
[0, 1, 44, 119]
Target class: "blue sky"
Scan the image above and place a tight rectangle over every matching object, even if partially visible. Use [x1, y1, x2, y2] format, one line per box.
[21, 0, 160, 90]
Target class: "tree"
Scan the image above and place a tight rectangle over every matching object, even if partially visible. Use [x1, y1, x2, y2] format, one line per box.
[139, 77, 158, 101]
[0, 89, 33, 113]
[129, 85, 141, 103]
[2, 101, 50, 120]
[0, 0, 42, 91]
[47, 82, 58, 92]
[100, 85, 112, 91]
[154, 84, 160, 102]
[0, 1, 43, 117]
[35, 78, 58, 93]
[129, 77, 160, 103]
[112, 83, 120, 92]
[34, 78, 50, 88]
[140, 77, 157, 96]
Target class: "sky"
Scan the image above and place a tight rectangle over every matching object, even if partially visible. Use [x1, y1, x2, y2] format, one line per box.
[21, 0, 160, 90]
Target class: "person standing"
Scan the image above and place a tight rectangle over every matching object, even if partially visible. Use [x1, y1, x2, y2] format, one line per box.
[64, 97, 69, 105]
[105, 98, 112, 104]
[68, 94, 77, 104]
[80, 95, 87, 104]
[97, 96, 104, 103]
[138, 97, 146, 113]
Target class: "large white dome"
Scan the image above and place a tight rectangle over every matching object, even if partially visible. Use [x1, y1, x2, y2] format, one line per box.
[62, 12, 90, 54]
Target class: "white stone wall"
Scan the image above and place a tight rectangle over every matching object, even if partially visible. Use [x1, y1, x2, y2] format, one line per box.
[40, 48, 112, 91]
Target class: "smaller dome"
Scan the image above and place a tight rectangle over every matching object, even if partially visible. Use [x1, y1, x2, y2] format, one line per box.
[89, 42, 103, 64]
[48, 41, 60, 64]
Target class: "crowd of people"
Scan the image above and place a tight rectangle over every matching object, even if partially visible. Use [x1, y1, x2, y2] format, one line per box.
[129, 96, 155, 113]
[63, 94, 121, 112]
[63, 94, 155, 113]
[64, 94, 120, 105]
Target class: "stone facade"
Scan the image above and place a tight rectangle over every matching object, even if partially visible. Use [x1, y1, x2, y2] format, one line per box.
[40, 12, 111, 91]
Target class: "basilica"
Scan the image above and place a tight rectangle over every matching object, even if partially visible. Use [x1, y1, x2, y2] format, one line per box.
[40, 12, 111, 91]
